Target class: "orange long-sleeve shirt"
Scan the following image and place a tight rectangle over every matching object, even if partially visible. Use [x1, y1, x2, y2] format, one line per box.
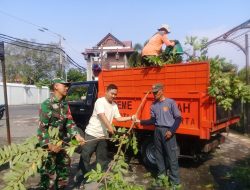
[142, 32, 174, 56]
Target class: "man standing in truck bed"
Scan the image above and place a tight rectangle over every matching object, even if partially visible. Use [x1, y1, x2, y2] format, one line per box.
[141, 24, 175, 66]
[135, 83, 182, 187]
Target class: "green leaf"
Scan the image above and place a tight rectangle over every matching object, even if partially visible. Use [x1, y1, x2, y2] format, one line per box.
[0, 147, 6, 158]
[96, 163, 102, 173]
[12, 154, 22, 164]
[70, 138, 79, 146]
[12, 144, 19, 155]
[65, 146, 76, 157]
[18, 182, 26, 190]
[4, 145, 10, 157]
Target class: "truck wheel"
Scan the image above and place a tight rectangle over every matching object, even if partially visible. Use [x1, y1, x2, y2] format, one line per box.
[0, 111, 4, 120]
[141, 136, 181, 169]
[140, 138, 157, 169]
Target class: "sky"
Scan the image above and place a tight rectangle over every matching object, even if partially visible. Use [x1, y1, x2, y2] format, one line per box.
[0, 0, 249, 70]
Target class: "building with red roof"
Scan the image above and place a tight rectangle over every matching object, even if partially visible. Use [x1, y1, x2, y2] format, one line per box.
[82, 33, 135, 80]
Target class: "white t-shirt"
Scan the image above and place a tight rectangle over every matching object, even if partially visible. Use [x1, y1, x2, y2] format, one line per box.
[85, 97, 121, 138]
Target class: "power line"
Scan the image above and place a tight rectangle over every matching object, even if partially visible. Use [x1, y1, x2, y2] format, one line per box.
[0, 34, 85, 70]
[3, 40, 84, 71]
[0, 9, 85, 66]
[0, 34, 59, 50]
[0, 34, 85, 71]
[1, 38, 60, 56]
[0, 9, 45, 29]
[0, 9, 63, 42]
[63, 40, 85, 61]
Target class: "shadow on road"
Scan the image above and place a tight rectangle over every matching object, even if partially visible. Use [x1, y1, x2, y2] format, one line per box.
[210, 156, 250, 190]
[179, 153, 214, 168]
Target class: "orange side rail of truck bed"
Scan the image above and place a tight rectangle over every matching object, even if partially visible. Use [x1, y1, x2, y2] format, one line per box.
[98, 62, 240, 140]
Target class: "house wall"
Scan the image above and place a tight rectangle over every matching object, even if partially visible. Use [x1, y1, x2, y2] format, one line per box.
[84, 33, 134, 81]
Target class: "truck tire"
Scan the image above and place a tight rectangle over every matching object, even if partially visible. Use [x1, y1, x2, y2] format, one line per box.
[140, 137, 157, 169]
[140, 136, 181, 169]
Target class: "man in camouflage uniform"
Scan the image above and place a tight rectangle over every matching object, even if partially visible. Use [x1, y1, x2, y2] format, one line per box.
[37, 78, 85, 190]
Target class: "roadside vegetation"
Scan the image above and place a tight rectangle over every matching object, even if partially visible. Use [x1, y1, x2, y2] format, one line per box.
[1, 42, 86, 88]
[224, 157, 250, 189]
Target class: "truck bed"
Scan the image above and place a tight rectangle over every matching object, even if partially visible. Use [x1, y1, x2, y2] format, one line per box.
[98, 62, 240, 140]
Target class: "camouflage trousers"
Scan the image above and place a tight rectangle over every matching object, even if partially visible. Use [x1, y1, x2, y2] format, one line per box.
[39, 151, 71, 190]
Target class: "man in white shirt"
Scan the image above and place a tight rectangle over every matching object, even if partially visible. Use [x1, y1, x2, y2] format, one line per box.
[79, 84, 133, 180]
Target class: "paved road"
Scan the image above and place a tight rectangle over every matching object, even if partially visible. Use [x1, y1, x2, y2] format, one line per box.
[0, 105, 250, 190]
[0, 104, 39, 144]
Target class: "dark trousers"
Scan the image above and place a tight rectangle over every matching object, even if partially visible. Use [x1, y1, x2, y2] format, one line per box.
[154, 127, 180, 184]
[79, 133, 108, 176]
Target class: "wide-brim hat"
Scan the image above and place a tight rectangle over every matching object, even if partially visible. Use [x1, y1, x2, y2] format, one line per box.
[158, 24, 171, 33]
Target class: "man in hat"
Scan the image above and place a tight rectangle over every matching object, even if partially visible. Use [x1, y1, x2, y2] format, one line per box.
[134, 83, 182, 187]
[37, 78, 85, 189]
[142, 24, 175, 66]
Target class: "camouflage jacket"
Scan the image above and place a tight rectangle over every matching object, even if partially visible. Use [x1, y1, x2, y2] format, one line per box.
[37, 95, 79, 147]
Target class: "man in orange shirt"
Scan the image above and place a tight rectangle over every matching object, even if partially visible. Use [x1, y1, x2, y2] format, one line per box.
[142, 24, 175, 66]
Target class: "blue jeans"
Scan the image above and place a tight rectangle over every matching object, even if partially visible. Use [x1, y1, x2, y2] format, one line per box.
[154, 127, 180, 184]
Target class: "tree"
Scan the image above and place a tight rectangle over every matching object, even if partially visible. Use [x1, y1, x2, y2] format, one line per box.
[184, 36, 250, 110]
[66, 68, 86, 82]
[184, 36, 208, 61]
[128, 43, 142, 67]
[4, 42, 61, 84]
[238, 67, 250, 83]
[5, 63, 19, 82]
[133, 43, 143, 52]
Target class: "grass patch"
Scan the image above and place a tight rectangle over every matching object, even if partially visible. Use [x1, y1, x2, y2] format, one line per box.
[229, 158, 250, 188]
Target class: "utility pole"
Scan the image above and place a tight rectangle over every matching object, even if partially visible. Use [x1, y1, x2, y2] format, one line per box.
[245, 34, 250, 133]
[38, 28, 65, 78]
[246, 34, 249, 84]
[58, 35, 63, 78]
[0, 41, 11, 144]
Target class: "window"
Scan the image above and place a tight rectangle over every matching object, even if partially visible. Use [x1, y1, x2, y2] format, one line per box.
[66, 84, 89, 102]
[115, 52, 119, 60]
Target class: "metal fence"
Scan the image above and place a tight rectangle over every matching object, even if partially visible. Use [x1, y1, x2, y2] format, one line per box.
[0, 82, 49, 105]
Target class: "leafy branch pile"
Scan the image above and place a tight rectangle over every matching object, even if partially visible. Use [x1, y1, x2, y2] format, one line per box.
[0, 128, 79, 190]
[85, 127, 144, 190]
[85, 126, 175, 190]
[145, 42, 183, 66]
[128, 41, 182, 67]
[0, 137, 46, 190]
[0, 127, 148, 190]
[145, 51, 181, 66]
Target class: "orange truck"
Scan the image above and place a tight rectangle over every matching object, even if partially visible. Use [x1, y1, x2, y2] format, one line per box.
[68, 61, 240, 167]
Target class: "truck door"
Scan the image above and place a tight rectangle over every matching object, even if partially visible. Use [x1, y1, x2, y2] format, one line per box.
[66, 83, 96, 130]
